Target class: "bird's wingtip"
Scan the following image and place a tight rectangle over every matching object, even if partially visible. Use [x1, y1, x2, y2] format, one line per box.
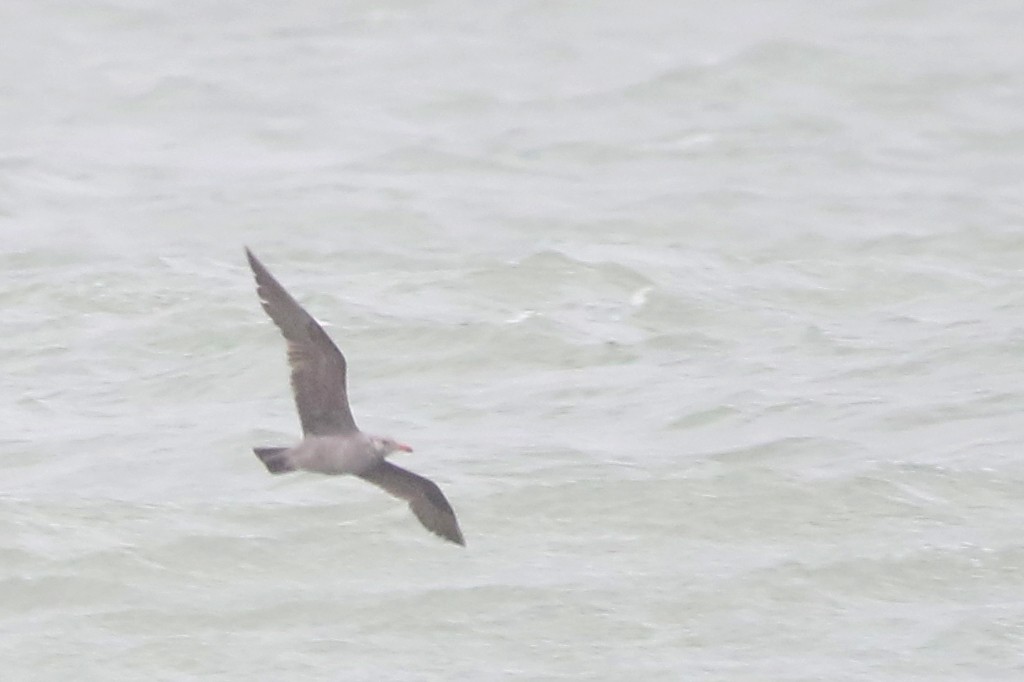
[244, 247, 263, 272]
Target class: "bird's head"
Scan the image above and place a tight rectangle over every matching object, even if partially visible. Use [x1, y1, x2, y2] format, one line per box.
[369, 435, 414, 458]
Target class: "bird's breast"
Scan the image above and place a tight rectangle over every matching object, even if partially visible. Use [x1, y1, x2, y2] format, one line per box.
[299, 435, 380, 475]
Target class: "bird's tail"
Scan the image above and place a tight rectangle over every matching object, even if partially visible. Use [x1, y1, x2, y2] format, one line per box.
[253, 446, 296, 474]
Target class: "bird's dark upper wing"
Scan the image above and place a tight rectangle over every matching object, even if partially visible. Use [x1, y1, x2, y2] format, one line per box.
[358, 461, 465, 546]
[246, 248, 357, 435]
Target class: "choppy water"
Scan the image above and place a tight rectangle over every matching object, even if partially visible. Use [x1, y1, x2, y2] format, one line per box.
[3, 1, 1024, 679]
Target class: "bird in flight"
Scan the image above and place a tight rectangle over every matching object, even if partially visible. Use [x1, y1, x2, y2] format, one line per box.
[245, 248, 464, 546]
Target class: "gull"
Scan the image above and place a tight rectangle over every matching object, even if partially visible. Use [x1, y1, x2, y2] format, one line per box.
[245, 248, 464, 546]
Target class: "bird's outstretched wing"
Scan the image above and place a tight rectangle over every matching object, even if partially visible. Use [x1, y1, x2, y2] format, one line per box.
[246, 248, 357, 435]
[358, 461, 465, 546]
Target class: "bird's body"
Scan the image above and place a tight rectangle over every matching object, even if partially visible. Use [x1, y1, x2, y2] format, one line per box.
[245, 248, 465, 546]
[263, 434, 381, 475]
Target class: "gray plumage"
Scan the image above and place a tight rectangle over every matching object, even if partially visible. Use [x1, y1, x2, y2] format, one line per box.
[246, 248, 464, 546]
[247, 248, 356, 436]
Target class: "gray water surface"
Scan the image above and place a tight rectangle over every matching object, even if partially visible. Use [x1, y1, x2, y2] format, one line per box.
[2, 1, 1024, 680]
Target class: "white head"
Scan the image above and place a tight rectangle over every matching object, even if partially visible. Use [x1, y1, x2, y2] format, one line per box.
[369, 435, 414, 459]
